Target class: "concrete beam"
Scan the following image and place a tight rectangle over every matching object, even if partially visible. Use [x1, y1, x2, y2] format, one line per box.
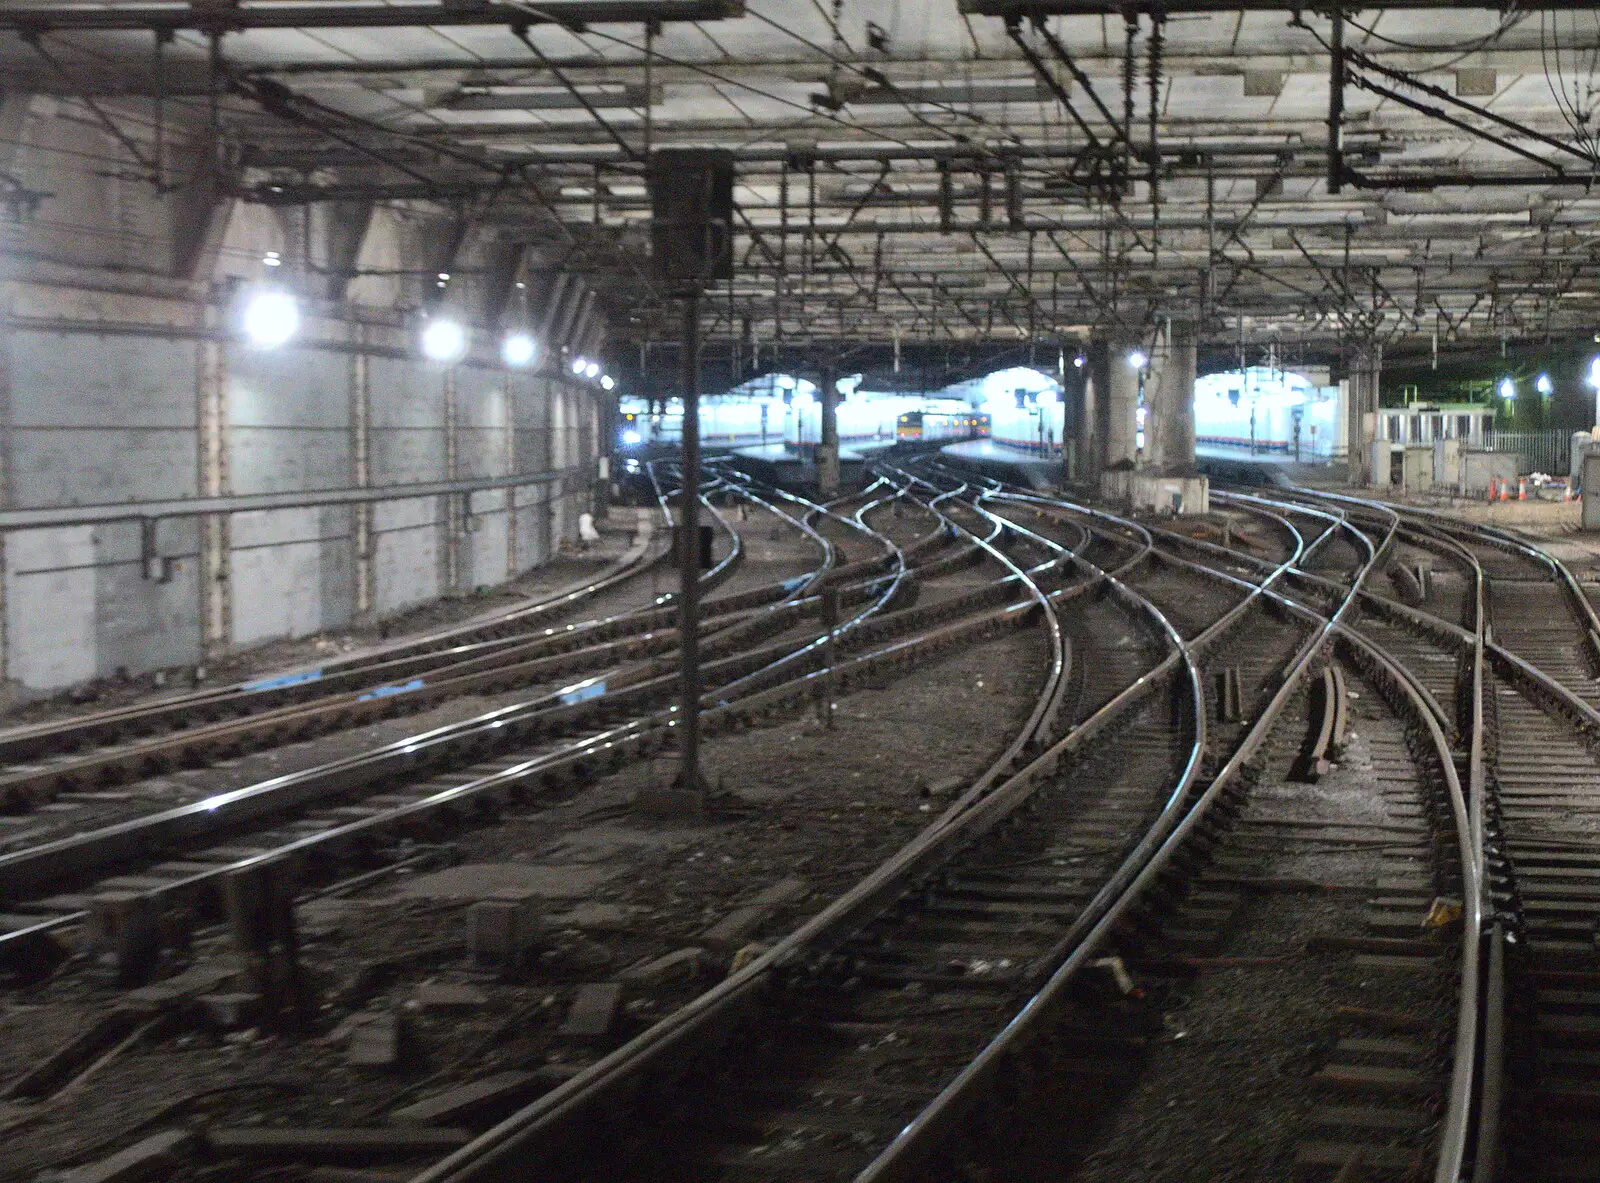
[319, 200, 375, 303]
[169, 132, 233, 281]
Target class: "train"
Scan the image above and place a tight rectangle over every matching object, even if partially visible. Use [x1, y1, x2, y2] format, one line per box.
[616, 394, 992, 455]
[895, 410, 991, 442]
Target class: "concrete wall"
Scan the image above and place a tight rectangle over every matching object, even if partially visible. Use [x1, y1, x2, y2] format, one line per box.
[0, 283, 601, 695]
[0, 95, 610, 697]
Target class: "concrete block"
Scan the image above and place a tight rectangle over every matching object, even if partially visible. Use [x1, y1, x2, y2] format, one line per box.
[388, 1065, 581, 1128]
[558, 981, 623, 1040]
[469, 888, 541, 967]
[388, 1070, 540, 1126]
[205, 1127, 471, 1161]
[199, 992, 263, 1030]
[619, 947, 704, 987]
[61, 1130, 199, 1183]
[348, 1011, 402, 1068]
[410, 981, 486, 1010]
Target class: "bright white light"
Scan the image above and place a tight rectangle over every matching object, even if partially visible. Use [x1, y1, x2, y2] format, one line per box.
[1537, 372, 1553, 395]
[572, 357, 588, 375]
[501, 333, 536, 367]
[1499, 377, 1516, 401]
[1073, 354, 1086, 369]
[585, 361, 600, 379]
[600, 375, 615, 391]
[1128, 349, 1148, 370]
[622, 429, 642, 445]
[262, 251, 282, 268]
[242, 288, 299, 349]
[1589, 357, 1600, 390]
[421, 318, 468, 362]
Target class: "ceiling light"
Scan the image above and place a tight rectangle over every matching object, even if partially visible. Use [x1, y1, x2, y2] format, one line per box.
[262, 251, 282, 268]
[1128, 349, 1148, 370]
[1499, 377, 1516, 400]
[1588, 357, 1600, 390]
[600, 375, 615, 391]
[422, 318, 468, 363]
[585, 362, 600, 378]
[572, 356, 588, 375]
[502, 333, 536, 368]
[242, 288, 299, 349]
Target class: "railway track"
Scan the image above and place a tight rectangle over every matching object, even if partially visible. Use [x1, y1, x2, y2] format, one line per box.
[31, 470, 1600, 1183]
[372, 475, 1386, 1183]
[0, 472, 1079, 983]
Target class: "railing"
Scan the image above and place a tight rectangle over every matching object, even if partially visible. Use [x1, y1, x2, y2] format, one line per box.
[1484, 429, 1569, 476]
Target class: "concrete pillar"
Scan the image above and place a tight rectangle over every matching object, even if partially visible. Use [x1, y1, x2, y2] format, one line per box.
[1072, 348, 1099, 483]
[197, 302, 231, 658]
[1346, 342, 1382, 486]
[818, 369, 840, 497]
[349, 327, 374, 621]
[1103, 338, 1139, 471]
[1146, 320, 1197, 474]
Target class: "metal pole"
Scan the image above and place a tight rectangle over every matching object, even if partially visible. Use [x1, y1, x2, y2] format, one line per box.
[675, 291, 704, 796]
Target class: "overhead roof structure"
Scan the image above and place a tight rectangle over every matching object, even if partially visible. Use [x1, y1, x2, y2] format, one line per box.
[3, 0, 1599, 379]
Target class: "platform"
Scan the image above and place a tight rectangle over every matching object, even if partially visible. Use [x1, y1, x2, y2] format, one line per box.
[938, 440, 1063, 490]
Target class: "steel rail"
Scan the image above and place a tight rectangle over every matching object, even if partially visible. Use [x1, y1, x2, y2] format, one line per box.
[841, 487, 1376, 1180]
[0, 478, 1016, 955]
[404, 492, 1218, 1183]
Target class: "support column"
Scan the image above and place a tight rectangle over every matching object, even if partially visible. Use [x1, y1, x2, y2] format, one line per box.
[1346, 341, 1382, 486]
[1103, 337, 1140, 471]
[197, 302, 231, 660]
[1072, 347, 1098, 484]
[349, 326, 373, 621]
[818, 368, 839, 497]
[440, 368, 461, 596]
[1146, 320, 1197, 474]
[504, 375, 518, 579]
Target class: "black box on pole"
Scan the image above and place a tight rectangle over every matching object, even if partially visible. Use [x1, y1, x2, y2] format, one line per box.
[648, 148, 734, 295]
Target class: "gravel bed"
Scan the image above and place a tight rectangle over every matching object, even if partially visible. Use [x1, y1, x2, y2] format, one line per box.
[0, 621, 1051, 1181]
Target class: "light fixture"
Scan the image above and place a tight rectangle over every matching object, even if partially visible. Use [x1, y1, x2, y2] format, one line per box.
[622, 429, 642, 445]
[421, 318, 468, 362]
[262, 251, 282, 268]
[1499, 377, 1516, 401]
[241, 288, 300, 349]
[1073, 354, 1086, 369]
[1537, 372, 1553, 395]
[600, 375, 615, 391]
[571, 356, 588, 375]
[1589, 356, 1600, 389]
[1128, 349, 1148, 370]
[501, 332, 536, 368]
[585, 361, 600, 379]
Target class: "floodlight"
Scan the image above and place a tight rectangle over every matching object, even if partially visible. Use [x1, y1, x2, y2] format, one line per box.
[572, 357, 588, 375]
[1537, 372, 1553, 395]
[1499, 377, 1516, 401]
[601, 375, 616, 391]
[502, 333, 536, 368]
[421, 318, 468, 362]
[622, 429, 642, 445]
[585, 361, 601, 379]
[1128, 349, 1148, 370]
[242, 288, 299, 349]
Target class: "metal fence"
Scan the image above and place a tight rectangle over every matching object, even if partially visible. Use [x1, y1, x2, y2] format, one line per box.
[1484, 429, 1570, 476]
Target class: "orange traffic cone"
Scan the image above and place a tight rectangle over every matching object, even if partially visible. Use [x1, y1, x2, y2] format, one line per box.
[1488, 477, 1498, 502]
[1500, 478, 1511, 501]
[1518, 477, 1528, 500]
